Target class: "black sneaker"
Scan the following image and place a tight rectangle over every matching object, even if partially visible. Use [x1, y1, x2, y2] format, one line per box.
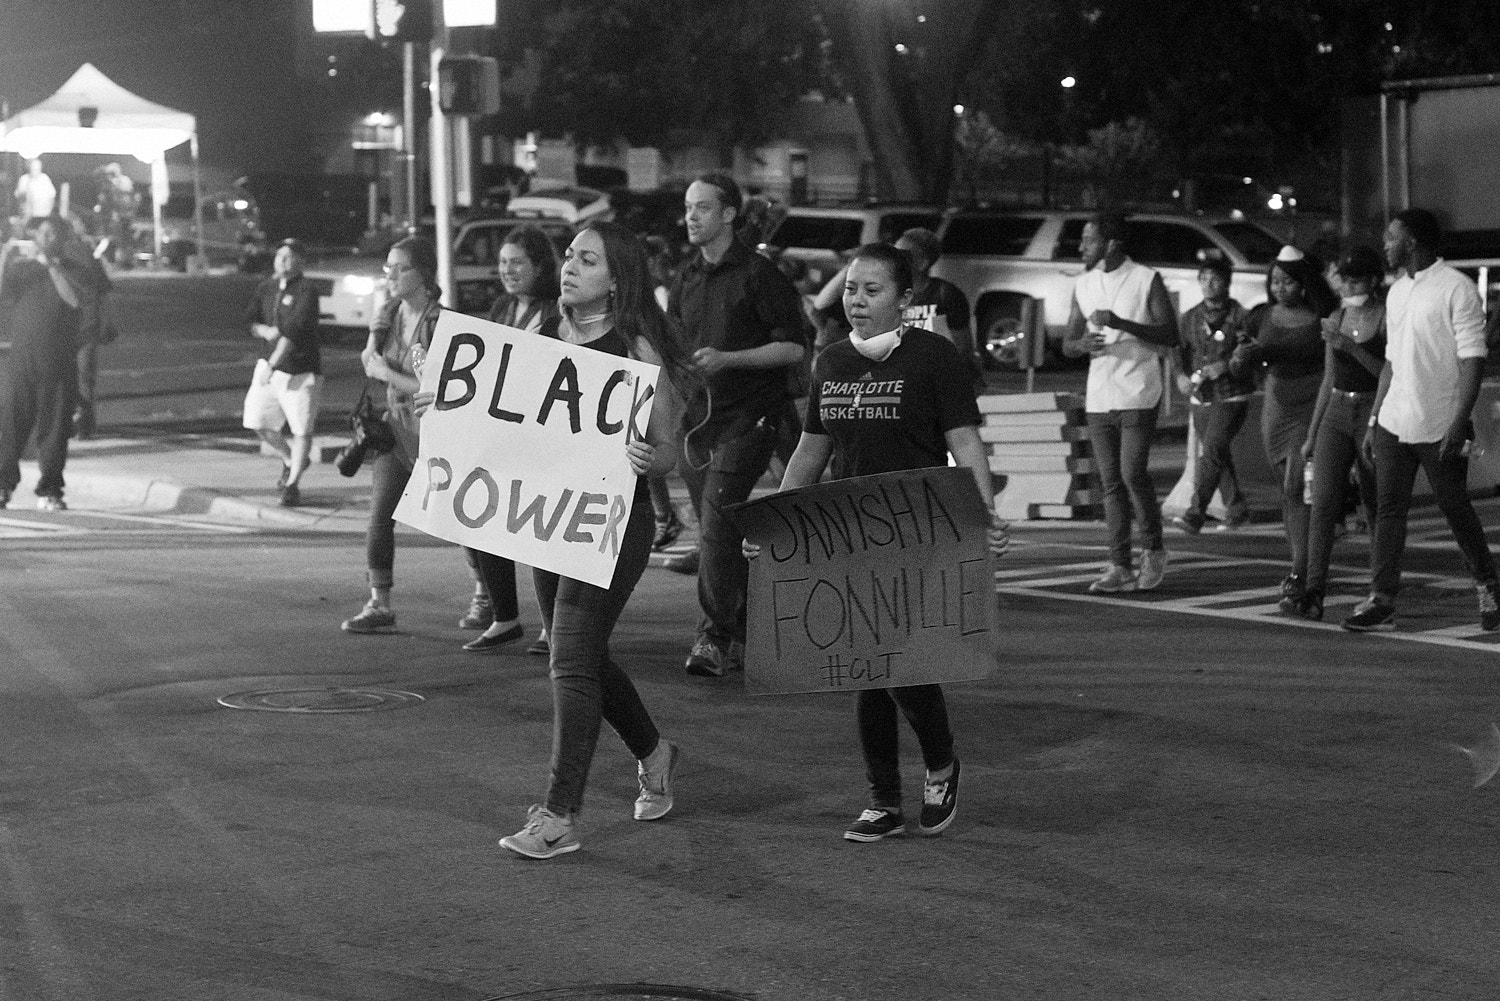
[1342, 597, 1396, 633]
[843, 808, 906, 842]
[918, 758, 960, 835]
[1478, 581, 1500, 631]
[1296, 589, 1324, 621]
[685, 636, 727, 677]
[652, 511, 683, 551]
[1280, 573, 1306, 602]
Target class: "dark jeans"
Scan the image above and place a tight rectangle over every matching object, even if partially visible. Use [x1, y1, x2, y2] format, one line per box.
[464, 546, 519, 622]
[535, 495, 660, 816]
[1305, 393, 1377, 593]
[76, 341, 98, 427]
[1186, 400, 1250, 524]
[679, 421, 779, 646]
[1370, 424, 1497, 601]
[0, 359, 77, 497]
[858, 685, 954, 811]
[364, 446, 413, 589]
[1086, 408, 1163, 570]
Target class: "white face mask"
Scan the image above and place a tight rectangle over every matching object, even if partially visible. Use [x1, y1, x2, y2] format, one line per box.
[1342, 293, 1371, 308]
[848, 325, 903, 362]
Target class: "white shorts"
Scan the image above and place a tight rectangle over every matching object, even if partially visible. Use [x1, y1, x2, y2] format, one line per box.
[242, 362, 323, 436]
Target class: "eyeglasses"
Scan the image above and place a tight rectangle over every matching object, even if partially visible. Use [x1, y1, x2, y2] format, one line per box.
[382, 264, 410, 277]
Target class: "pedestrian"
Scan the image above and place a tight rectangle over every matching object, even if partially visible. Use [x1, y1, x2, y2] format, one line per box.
[242, 238, 321, 507]
[644, 236, 686, 554]
[1230, 249, 1332, 608]
[1342, 209, 1500, 632]
[1061, 211, 1178, 593]
[68, 216, 115, 441]
[0, 215, 104, 510]
[495, 220, 692, 859]
[669, 172, 809, 677]
[894, 227, 977, 381]
[457, 224, 562, 654]
[14, 159, 57, 227]
[746, 242, 1009, 842]
[1284, 245, 1388, 621]
[340, 235, 442, 633]
[1171, 256, 1256, 534]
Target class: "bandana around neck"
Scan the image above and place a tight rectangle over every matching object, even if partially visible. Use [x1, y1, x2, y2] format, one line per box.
[848, 324, 903, 362]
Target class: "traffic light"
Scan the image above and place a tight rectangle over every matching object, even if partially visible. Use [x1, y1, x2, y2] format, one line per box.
[377, 0, 433, 42]
[438, 55, 500, 115]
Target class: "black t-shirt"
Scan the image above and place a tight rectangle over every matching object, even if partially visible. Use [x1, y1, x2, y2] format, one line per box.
[247, 273, 321, 375]
[904, 275, 970, 345]
[0, 257, 79, 368]
[805, 327, 981, 480]
[669, 238, 808, 443]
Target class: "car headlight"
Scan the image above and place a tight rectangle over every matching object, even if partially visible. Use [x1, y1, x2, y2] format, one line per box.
[341, 275, 378, 296]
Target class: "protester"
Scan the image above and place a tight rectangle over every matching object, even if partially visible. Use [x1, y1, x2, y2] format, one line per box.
[0, 215, 105, 511]
[670, 172, 808, 677]
[1171, 256, 1256, 534]
[746, 242, 1008, 842]
[68, 216, 115, 440]
[14, 159, 57, 226]
[1230, 249, 1332, 609]
[459, 224, 561, 654]
[243, 239, 321, 507]
[895, 227, 977, 379]
[494, 220, 692, 859]
[1061, 211, 1178, 593]
[1286, 246, 1387, 620]
[644, 235, 686, 553]
[1343, 209, 1500, 632]
[340, 235, 441, 633]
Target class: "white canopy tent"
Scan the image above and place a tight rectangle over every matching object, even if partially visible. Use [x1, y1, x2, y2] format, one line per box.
[0, 63, 202, 262]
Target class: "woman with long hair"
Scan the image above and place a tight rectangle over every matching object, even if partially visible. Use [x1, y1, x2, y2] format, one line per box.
[1284, 245, 1388, 620]
[497, 220, 692, 858]
[747, 242, 1008, 842]
[1230, 250, 1335, 609]
[341, 235, 442, 633]
[459, 225, 562, 652]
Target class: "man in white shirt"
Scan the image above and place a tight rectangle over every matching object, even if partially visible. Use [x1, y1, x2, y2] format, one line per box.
[1343, 208, 1499, 633]
[1063, 211, 1179, 593]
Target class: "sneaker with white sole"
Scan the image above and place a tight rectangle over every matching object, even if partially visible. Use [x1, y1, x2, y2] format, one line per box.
[499, 804, 580, 859]
[1342, 597, 1396, 633]
[1089, 564, 1138, 593]
[459, 592, 493, 629]
[36, 495, 66, 512]
[918, 758, 961, 835]
[844, 808, 906, 842]
[342, 600, 395, 633]
[1137, 548, 1168, 591]
[634, 741, 680, 821]
[685, 635, 727, 677]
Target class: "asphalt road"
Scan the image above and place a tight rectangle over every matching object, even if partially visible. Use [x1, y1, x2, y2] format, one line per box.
[4, 505, 1500, 1000]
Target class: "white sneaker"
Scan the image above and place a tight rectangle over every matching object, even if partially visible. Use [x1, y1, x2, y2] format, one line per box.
[36, 495, 66, 512]
[634, 741, 680, 821]
[1137, 548, 1169, 591]
[499, 805, 580, 859]
[1089, 564, 1138, 593]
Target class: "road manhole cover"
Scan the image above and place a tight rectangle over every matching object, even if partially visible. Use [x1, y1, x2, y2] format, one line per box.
[484, 987, 752, 1001]
[217, 687, 425, 713]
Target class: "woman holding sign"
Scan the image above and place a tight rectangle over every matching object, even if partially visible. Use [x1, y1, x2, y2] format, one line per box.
[749, 242, 1009, 843]
[497, 220, 693, 859]
[459, 225, 563, 652]
[341, 235, 443, 634]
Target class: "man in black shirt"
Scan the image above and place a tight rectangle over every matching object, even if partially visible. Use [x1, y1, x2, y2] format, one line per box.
[671, 173, 809, 677]
[242, 239, 322, 507]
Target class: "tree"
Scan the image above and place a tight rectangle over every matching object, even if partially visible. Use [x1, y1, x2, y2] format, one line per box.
[813, 0, 1007, 202]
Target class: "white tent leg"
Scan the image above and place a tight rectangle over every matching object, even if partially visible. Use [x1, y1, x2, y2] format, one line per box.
[190, 134, 205, 271]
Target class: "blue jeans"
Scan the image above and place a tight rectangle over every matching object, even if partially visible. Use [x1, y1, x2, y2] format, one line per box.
[534, 492, 660, 816]
[858, 685, 954, 811]
[679, 421, 779, 647]
[1086, 408, 1163, 570]
[1185, 400, 1250, 524]
[364, 446, 413, 589]
[1369, 424, 1496, 601]
[1305, 393, 1377, 593]
[464, 546, 519, 622]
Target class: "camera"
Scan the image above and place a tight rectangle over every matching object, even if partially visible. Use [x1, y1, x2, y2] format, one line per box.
[335, 403, 397, 477]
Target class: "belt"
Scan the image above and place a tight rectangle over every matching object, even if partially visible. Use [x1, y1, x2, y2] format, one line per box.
[1330, 389, 1375, 401]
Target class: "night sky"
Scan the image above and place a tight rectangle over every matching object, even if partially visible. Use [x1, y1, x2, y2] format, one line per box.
[0, 0, 363, 180]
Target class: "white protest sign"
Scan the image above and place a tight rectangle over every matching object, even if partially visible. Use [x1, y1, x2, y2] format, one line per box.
[393, 311, 658, 588]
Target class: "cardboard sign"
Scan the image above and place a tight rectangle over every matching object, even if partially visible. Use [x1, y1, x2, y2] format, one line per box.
[732, 466, 999, 695]
[393, 311, 658, 588]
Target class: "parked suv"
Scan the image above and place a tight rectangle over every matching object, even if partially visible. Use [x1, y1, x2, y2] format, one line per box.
[765, 203, 944, 287]
[931, 209, 1285, 368]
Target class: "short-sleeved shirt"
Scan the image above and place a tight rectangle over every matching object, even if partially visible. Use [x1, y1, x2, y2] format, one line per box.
[370, 296, 441, 461]
[903, 276, 970, 347]
[805, 327, 981, 480]
[670, 237, 807, 443]
[247, 273, 321, 375]
[1380, 259, 1488, 443]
